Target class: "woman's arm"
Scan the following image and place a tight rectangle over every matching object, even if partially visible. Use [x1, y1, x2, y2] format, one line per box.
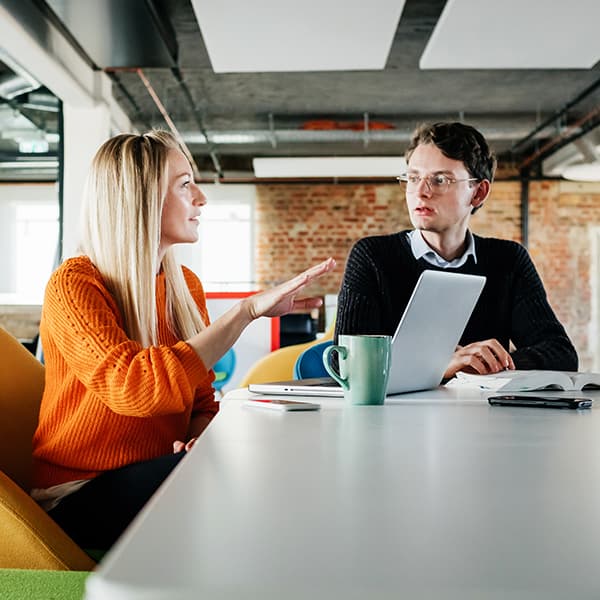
[186, 258, 335, 369]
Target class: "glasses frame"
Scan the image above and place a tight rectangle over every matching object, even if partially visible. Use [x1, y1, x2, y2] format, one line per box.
[397, 173, 479, 194]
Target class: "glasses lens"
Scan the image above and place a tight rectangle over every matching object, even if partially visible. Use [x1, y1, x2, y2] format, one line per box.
[399, 174, 419, 187]
[430, 174, 449, 191]
[401, 174, 452, 193]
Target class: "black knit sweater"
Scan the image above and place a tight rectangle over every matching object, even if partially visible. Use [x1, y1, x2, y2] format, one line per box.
[334, 231, 578, 371]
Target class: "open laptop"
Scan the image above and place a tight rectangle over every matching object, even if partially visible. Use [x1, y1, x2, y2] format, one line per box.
[248, 270, 486, 397]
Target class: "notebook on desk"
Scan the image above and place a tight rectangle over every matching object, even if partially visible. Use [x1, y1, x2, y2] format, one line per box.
[248, 270, 486, 397]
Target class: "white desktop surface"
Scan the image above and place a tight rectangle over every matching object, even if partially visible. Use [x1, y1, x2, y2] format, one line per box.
[85, 387, 600, 599]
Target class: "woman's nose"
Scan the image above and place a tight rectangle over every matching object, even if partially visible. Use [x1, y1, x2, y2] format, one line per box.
[192, 182, 207, 205]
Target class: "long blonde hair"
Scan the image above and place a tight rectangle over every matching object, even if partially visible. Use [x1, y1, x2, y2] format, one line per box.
[78, 131, 205, 347]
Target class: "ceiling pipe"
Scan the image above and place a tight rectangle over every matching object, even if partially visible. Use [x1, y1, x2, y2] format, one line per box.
[136, 68, 201, 178]
[179, 114, 551, 149]
[268, 113, 276, 148]
[511, 73, 600, 154]
[573, 137, 599, 163]
[519, 104, 600, 170]
[170, 67, 223, 179]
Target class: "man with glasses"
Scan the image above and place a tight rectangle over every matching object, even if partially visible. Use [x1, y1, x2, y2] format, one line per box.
[335, 121, 577, 378]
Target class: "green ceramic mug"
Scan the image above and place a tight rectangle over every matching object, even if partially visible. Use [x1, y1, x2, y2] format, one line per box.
[322, 334, 392, 405]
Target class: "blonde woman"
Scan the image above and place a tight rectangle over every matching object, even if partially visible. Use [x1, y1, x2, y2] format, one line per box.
[31, 131, 335, 552]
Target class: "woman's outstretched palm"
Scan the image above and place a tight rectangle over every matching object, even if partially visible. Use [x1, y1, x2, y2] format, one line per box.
[246, 258, 336, 319]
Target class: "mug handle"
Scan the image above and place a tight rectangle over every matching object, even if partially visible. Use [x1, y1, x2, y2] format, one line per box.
[322, 345, 349, 390]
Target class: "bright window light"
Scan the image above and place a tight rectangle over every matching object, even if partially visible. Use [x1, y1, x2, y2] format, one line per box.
[0, 190, 59, 305]
[174, 188, 255, 292]
[18, 139, 49, 153]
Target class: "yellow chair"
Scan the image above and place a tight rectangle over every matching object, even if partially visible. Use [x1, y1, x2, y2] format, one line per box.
[238, 321, 335, 387]
[0, 327, 95, 570]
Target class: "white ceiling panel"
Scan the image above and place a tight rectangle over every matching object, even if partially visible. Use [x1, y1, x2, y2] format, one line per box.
[420, 0, 600, 69]
[190, 0, 405, 73]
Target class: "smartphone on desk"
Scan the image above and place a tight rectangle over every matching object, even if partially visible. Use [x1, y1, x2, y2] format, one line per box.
[488, 395, 593, 410]
[244, 398, 321, 411]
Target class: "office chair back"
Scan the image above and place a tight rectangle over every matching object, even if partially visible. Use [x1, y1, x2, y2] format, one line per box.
[213, 348, 236, 395]
[238, 320, 336, 388]
[293, 340, 333, 379]
[0, 327, 45, 490]
[0, 327, 95, 570]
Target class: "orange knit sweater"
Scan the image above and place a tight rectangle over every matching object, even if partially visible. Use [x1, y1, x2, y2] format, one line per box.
[32, 256, 219, 489]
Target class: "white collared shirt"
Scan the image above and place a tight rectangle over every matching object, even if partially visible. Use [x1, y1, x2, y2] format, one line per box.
[407, 230, 477, 268]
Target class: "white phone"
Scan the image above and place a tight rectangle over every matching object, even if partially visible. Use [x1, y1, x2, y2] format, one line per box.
[244, 398, 321, 411]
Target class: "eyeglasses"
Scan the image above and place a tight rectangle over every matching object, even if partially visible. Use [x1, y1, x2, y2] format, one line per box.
[397, 173, 479, 194]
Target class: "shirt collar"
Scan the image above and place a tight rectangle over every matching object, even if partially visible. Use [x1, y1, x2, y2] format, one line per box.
[408, 230, 477, 268]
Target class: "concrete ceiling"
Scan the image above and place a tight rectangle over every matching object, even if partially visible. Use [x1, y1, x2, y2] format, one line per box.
[1, 0, 600, 181]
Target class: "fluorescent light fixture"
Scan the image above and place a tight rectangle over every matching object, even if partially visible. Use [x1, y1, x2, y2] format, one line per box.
[253, 156, 407, 178]
[190, 0, 405, 72]
[0, 160, 59, 169]
[420, 0, 600, 69]
[562, 162, 600, 182]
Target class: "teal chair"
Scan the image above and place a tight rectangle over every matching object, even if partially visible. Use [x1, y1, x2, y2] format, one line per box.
[293, 340, 333, 379]
[213, 348, 236, 397]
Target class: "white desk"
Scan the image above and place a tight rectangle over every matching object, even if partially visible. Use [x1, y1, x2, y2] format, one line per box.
[85, 387, 600, 600]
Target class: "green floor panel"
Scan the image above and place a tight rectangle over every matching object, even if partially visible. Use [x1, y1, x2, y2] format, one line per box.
[0, 569, 91, 600]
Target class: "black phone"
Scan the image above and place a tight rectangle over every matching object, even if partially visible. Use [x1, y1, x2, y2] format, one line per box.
[488, 395, 593, 409]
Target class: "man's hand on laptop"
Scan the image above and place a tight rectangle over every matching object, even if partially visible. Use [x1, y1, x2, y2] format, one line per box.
[444, 339, 515, 379]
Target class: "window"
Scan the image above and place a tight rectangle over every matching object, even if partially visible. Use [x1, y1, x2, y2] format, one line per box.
[0, 184, 59, 305]
[174, 185, 255, 291]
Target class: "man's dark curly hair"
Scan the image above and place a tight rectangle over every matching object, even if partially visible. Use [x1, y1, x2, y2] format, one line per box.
[405, 122, 497, 183]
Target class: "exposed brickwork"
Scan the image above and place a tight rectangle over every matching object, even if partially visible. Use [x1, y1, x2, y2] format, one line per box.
[470, 181, 522, 242]
[255, 180, 600, 370]
[528, 181, 600, 369]
[255, 184, 411, 297]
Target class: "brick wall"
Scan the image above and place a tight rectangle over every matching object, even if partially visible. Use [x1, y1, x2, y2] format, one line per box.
[255, 180, 600, 370]
[255, 184, 410, 296]
[528, 181, 600, 369]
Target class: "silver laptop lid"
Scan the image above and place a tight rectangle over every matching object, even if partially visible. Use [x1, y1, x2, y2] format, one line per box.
[386, 270, 485, 394]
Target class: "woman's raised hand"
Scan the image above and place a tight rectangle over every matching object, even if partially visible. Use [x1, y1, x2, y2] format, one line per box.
[244, 257, 336, 320]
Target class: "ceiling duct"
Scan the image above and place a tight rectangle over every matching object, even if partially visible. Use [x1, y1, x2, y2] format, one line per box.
[0, 73, 39, 100]
[180, 114, 552, 153]
[0, 48, 40, 99]
[19, 91, 60, 112]
[44, 0, 178, 68]
[542, 127, 600, 180]
[561, 137, 600, 181]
